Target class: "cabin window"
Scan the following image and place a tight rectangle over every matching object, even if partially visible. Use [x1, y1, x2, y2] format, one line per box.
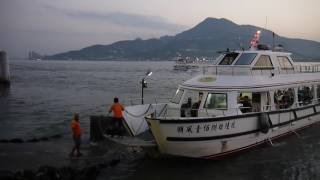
[277, 56, 294, 69]
[274, 88, 295, 109]
[238, 92, 252, 113]
[253, 55, 273, 69]
[219, 53, 239, 65]
[234, 53, 257, 65]
[317, 85, 320, 101]
[298, 86, 313, 105]
[171, 89, 184, 104]
[180, 91, 203, 117]
[204, 93, 227, 109]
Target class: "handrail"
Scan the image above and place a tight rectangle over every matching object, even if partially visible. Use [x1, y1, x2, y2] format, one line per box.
[201, 64, 320, 76]
[123, 97, 171, 106]
[124, 96, 320, 118]
[161, 99, 320, 118]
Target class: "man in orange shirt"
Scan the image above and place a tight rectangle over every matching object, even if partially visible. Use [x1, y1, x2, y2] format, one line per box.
[108, 97, 125, 136]
[70, 113, 82, 157]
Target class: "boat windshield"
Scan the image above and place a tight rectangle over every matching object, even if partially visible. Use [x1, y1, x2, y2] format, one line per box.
[171, 89, 184, 104]
[219, 53, 239, 65]
[235, 53, 257, 65]
[277, 56, 294, 69]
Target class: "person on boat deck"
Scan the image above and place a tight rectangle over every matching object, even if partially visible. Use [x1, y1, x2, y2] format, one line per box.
[304, 87, 313, 104]
[70, 113, 82, 157]
[241, 96, 252, 113]
[181, 97, 192, 117]
[191, 92, 203, 117]
[108, 97, 125, 136]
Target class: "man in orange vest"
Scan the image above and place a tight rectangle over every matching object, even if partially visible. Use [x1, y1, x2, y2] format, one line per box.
[108, 97, 125, 137]
[70, 113, 82, 157]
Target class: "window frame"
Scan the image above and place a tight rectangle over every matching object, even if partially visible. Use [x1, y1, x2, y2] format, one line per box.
[204, 93, 228, 110]
[277, 56, 294, 70]
[274, 88, 295, 110]
[252, 55, 274, 70]
[171, 89, 184, 104]
[218, 53, 239, 65]
[234, 53, 258, 65]
[297, 86, 314, 106]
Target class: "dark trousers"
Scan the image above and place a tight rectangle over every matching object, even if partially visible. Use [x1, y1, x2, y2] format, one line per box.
[111, 117, 123, 136]
[73, 135, 81, 148]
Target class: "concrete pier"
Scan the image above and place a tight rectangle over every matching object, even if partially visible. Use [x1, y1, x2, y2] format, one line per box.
[0, 50, 10, 85]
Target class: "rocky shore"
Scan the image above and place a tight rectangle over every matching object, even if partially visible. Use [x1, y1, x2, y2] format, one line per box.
[0, 135, 146, 180]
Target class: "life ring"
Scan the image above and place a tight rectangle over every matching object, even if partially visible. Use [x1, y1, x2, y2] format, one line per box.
[259, 113, 271, 134]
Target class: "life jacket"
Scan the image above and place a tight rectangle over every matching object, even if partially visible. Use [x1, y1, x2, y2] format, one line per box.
[71, 120, 81, 137]
[110, 103, 124, 118]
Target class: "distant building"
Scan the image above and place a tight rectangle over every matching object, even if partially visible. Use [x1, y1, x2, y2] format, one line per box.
[28, 51, 42, 60]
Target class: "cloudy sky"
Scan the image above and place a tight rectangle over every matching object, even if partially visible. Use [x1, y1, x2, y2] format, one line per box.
[1, 0, 319, 58]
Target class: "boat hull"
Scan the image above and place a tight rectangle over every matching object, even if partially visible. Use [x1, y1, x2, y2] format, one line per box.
[146, 103, 320, 158]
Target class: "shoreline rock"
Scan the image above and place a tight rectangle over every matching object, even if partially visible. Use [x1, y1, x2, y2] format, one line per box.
[0, 157, 121, 180]
[0, 134, 63, 144]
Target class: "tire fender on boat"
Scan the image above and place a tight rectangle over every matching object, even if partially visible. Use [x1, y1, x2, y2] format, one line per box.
[258, 113, 272, 134]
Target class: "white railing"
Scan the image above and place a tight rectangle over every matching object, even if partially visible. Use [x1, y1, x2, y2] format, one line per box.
[157, 99, 320, 119]
[123, 97, 171, 106]
[200, 64, 320, 76]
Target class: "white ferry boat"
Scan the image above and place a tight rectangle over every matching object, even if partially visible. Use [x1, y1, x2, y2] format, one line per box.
[122, 33, 320, 159]
[173, 56, 199, 71]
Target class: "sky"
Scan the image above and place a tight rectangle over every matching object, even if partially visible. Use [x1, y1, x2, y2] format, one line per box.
[0, 0, 319, 58]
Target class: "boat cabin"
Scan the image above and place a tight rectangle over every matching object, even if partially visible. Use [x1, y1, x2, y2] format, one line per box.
[165, 78, 320, 118]
[157, 49, 320, 119]
[218, 50, 292, 68]
[206, 49, 302, 75]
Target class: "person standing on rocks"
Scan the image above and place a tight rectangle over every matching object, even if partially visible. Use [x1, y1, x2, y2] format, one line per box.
[108, 97, 125, 137]
[70, 113, 82, 157]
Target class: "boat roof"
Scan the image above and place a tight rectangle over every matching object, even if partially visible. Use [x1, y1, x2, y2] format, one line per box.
[234, 50, 291, 56]
[200, 49, 320, 76]
[215, 49, 293, 66]
[180, 73, 320, 92]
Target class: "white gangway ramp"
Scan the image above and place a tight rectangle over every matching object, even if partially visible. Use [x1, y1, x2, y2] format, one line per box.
[123, 103, 167, 136]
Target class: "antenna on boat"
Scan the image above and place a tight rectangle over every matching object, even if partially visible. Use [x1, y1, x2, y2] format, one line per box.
[237, 37, 244, 51]
[265, 16, 268, 30]
[272, 31, 275, 51]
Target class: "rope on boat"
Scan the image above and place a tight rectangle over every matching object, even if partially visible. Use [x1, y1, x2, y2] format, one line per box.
[291, 130, 302, 139]
[267, 137, 274, 146]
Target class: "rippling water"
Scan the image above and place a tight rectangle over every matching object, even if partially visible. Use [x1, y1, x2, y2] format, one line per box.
[129, 125, 320, 180]
[1, 60, 320, 180]
[0, 60, 196, 139]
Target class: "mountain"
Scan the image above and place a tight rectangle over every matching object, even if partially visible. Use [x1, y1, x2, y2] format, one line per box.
[45, 18, 320, 60]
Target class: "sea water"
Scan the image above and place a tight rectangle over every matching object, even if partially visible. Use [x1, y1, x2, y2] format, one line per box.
[0, 60, 197, 139]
